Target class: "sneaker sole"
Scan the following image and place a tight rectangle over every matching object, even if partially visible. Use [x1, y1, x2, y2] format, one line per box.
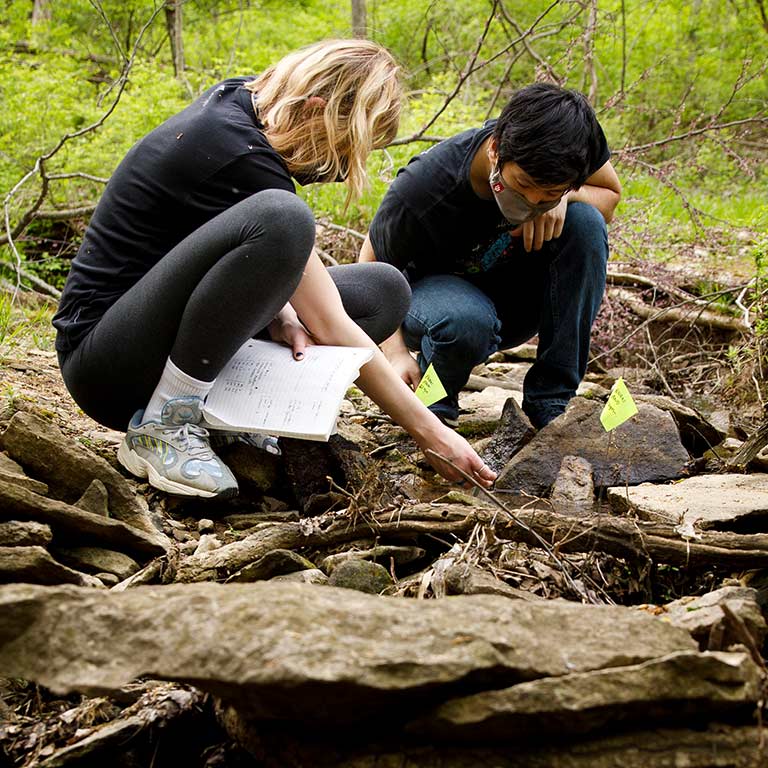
[117, 441, 235, 499]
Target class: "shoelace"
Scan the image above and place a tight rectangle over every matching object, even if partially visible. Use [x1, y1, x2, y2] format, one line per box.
[160, 422, 211, 455]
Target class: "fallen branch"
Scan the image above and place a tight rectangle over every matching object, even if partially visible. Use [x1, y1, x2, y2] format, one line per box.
[175, 499, 768, 584]
[726, 418, 768, 470]
[611, 287, 750, 334]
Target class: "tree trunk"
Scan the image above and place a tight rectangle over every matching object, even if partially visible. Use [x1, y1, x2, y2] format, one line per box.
[31, 0, 51, 25]
[352, 0, 367, 38]
[165, 0, 185, 80]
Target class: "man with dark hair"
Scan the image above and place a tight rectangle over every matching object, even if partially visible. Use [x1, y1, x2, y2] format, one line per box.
[360, 83, 621, 428]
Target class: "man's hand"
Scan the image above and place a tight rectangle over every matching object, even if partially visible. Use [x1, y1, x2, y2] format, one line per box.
[381, 330, 422, 390]
[268, 303, 314, 360]
[511, 196, 568, 252]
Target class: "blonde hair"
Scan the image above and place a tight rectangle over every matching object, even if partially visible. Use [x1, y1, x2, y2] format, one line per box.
[246, 39, 401, 202]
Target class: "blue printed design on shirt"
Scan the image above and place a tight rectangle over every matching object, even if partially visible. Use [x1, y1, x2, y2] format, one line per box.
[480, 231, 513, 271]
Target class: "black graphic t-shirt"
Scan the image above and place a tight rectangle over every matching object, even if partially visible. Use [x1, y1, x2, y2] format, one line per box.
[368, 120, 610, 281]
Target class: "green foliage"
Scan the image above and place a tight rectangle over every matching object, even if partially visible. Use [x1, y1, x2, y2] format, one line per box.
[0, 0, 765, 281]
[0, 292, 56, 354]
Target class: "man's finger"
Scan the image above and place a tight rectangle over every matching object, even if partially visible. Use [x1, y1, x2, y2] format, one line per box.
[523, 221, 534, 252]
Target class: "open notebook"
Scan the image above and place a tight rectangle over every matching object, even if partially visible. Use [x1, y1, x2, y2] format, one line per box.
[202, 340, 374, 441]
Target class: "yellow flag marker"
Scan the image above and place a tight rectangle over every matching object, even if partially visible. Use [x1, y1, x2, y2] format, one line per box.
[415, 363, 448, 407]
[600, 377, 639, 431]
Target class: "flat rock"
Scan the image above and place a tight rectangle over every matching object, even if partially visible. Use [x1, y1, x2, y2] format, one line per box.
[607, 473, 768, 531]
[0, 546, 103, 587]
[0, 412, 155, 534]
[480, 398, 535, 475]
[227, 548, 315, 582]
[54, 546, 142, 581]
[408, 650, 762, 741]
[0, 467, 49, 495]
[0, 520, 53, 547]
[459, 387, 520, 429]
[495, 398, 690, 497]
[215, 722, 768, 767]
[653, 586, 768, 651]
[0, 480, 169, 557]
[320, 546, 425, 575]
[0, 582, 697, 722]
[444, 564, 542, 602]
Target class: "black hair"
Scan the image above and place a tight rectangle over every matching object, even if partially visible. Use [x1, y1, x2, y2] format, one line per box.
[493, 83, 603, 189]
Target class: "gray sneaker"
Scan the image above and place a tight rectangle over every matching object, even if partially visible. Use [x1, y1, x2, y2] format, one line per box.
[117, 397, 238, 499]
[208, 430, 281, 455]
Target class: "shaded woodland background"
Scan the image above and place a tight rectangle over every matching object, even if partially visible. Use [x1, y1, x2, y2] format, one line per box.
[1, 0, 767, 417]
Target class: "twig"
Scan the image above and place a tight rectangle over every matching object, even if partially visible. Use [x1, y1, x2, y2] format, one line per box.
[424, 448, 599, 602]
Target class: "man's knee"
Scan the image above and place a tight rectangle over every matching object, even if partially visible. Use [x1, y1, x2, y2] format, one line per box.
[562, 202, 608, 248]
[411, 303, 500, 363]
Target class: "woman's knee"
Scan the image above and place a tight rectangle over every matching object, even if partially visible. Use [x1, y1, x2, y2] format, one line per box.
[238, 190, 315, 270]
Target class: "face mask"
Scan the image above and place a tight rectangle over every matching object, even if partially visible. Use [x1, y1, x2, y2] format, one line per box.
[489, 166, 561, 226]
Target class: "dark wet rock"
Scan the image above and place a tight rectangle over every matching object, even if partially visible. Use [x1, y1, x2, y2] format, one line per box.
[281, 434, 371, 515]
[218, 442, 280, 493]
[480, 398, 535, 475]
[495, 398, 690, 497]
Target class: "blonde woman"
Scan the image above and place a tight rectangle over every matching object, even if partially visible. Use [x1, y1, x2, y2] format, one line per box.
[53, 39, 496, 498]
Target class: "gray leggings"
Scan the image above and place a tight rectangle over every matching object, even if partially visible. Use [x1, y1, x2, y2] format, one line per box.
[59, 189, 411, 430]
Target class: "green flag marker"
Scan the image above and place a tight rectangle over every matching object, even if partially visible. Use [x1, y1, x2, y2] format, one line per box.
[415, 363, 448, 407]
[600, 377, 639, 431]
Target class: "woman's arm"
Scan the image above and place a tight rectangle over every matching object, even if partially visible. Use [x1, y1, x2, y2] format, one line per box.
[289, 251, 496, 486]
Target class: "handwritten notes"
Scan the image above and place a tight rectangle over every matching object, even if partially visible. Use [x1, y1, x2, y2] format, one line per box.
[202, 340, 373, 441]
[415, 364, 448, 407]
[600, 377, 638, 431]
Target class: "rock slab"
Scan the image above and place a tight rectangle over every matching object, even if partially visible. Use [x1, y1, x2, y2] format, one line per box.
[0, 582, 697, 722]
[608, 473, 768, 530]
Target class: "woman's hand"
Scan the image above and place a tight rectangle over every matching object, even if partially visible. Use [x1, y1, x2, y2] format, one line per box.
[415, 421, 496, 488]
[268, 303, 314, 360]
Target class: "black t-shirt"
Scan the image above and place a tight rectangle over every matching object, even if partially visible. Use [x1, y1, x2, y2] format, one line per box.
[368, 120, 610, 281]
[53, 78, 295, 353]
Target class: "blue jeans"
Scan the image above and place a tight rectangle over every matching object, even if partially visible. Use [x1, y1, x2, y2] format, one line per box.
[402, 202, 608, 428]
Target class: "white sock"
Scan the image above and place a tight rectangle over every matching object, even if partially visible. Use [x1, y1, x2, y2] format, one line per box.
[142, 358, 214, 423]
